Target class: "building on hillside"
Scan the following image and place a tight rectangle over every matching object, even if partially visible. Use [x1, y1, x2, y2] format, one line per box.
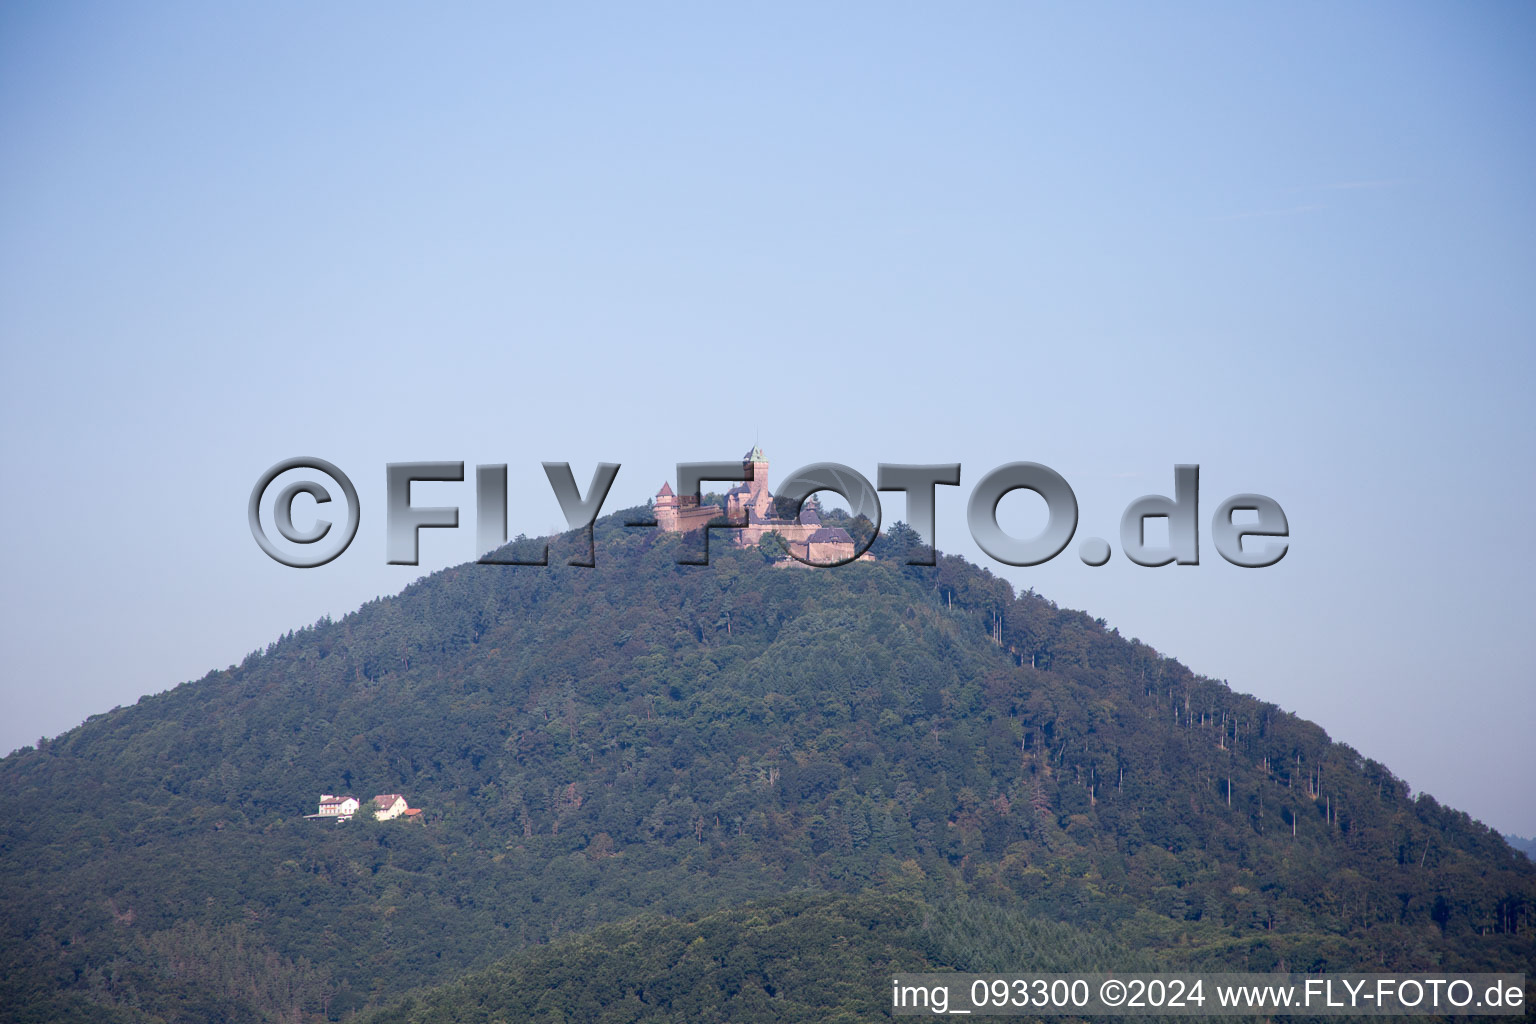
[806, 524, 859, 565]
[304, 793, 421, 822]
[372, 794, 409, 820]
[311, 794, 360, 820]
[652, 481, 725, 535]
[653, 446, 864, 565]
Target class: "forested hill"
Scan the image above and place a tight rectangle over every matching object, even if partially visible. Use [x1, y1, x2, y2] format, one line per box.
[2, 510, 1531, 1023]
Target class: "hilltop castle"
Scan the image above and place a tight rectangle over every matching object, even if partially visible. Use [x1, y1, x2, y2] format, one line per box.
[654, 447, 860, 564]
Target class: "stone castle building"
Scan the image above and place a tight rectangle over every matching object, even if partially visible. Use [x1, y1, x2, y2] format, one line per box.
[654, 447, 860, 564]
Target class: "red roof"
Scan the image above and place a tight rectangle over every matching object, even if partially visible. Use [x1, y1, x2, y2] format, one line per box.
[373, 794, 405, 805]
[657, 482, 674, 496]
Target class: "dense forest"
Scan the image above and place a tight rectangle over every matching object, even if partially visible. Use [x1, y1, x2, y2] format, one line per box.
[359, 893, 1183, 1024]
[2, 507, 1531, 1023]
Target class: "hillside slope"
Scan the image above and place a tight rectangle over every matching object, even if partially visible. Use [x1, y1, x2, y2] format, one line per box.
[2, 511, 1530, 1022]
[359, 892, 1169, 1024]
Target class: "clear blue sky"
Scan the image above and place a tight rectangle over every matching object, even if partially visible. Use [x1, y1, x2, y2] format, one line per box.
[2, 3, 1532, 833]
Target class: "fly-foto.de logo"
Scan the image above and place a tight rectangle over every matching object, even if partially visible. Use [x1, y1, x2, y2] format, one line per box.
[248, 448, 1287, 571]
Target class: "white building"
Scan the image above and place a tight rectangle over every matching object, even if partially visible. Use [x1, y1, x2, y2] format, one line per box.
[316, 794, 360, 819]
[372, 794, 408, 821]
[305, 792, 419, 822]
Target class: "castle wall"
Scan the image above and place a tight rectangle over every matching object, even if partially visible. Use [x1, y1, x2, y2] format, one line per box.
[661, 503, 724, 534]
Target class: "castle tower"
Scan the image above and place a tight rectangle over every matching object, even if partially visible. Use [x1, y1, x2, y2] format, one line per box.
[743, 445, 771, 519]
[655, 481, 678, 530]
[654, 479, 720, 534]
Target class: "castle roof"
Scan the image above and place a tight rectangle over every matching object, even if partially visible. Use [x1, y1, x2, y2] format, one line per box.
[808, 526, 853, 544]
[657, 482, 674, 497]
[744, 445, 768, 463]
